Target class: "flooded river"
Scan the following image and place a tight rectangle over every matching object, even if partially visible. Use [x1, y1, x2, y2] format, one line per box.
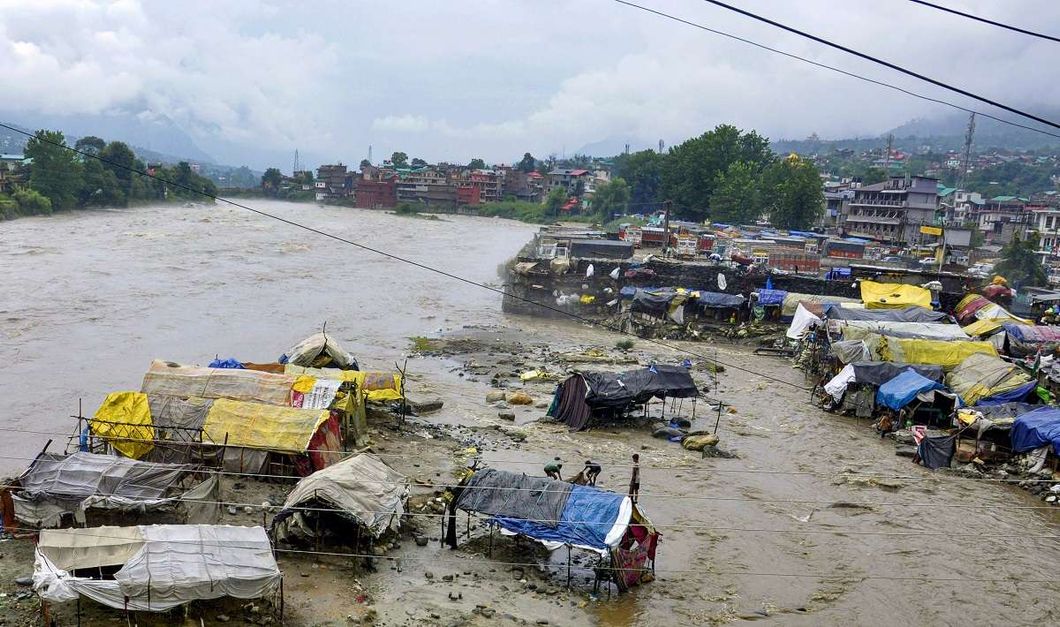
[0, 201, 536, 472]
[1, 202, 1057, 625]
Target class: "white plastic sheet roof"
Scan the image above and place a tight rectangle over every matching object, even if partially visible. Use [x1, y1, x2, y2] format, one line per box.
[35, 525, 281, 611]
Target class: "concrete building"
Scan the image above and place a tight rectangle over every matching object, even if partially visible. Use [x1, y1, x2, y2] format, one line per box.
[839, 175, 939, 246]
[547, 168, 591, 195]
[315, 164, 350, 200]
[977, 195, 1031, 245]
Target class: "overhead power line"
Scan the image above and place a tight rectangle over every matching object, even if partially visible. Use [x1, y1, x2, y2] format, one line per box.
[0, 121, 808, 392]
[610, 1, 1060, 140]
[908, 0, 1060, 43]
[695, 0, 1060, 131]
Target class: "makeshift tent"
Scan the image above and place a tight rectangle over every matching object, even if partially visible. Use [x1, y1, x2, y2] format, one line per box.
[283, 365, 403, 403]
[549, 366, 699, 431]
[833, 320, 969, 341]
[875, 335, 998, 369]
[91, 392, 155, 459]
[447, 470, 658, 591]
[696, 291, 746, 308]
[1003, 323, 1060, 357]
[13, 452, 219, 528]
[955, 294, 1032, 325]
[34, 525, 281, 612]
[1011, 407, 1060, 455]
[280, 332, 359, 370]
[876, 370, 945, 410]
[961, 318, 1009, 338]
[786, 303, 822, 339]
[860, 281, 932, 310]
[945, 353, 1035, 406]
[781, 292, 859, 317]
[754, 289, 787, 307]
[824, 362, 944, 403]
[201, 399, 342, 474]
[273, 454, 408, 542]
[142, 360, 301, 406]
[824, 305, 948, 323]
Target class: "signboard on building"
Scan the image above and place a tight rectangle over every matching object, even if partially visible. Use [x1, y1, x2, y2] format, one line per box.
[920, 225, 943, 236]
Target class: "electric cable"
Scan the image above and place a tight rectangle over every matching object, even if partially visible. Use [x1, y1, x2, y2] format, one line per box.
[696, 0, 1060, 131]
[611, 0, 1060, 140]
[907, 0, 1060, 43]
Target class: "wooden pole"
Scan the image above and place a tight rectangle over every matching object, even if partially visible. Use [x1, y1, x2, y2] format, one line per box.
[566, 545, 572, 589]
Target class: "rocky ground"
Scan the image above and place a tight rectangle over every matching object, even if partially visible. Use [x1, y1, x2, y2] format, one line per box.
[2, 320, 1058, 626]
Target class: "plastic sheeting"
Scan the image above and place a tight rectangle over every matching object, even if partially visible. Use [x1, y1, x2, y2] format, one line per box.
[1011, 407, 1060, 455]
[860, 281, 932, 310]
[202, 398, 330, 454]
[823, 365, 856, 402]
[755, 289, 787, 307]
[876, 370, 944, 410]
[851, 362, 944, 385]
[833, 321, 969, 341]
[34, 525, 281, 611]
[142, 360, 298, 406]
[831, 340, 871, 365]
[945, 353, 1034, 406]
[455, 469, 573, 529]
[583, 365, 699, 408]
[274, 454, 408, 539]
[284, 366, 404, 403]
[697, 291, 746, 308]
[961, 318, 1008, 338]
[491, 485, 631, 554]
[91, 392, 154, 460]
[824, 305, 948, 323]
[876, 335, 998, 369]
[282, 332, 359, 370]
[781, 292, 859, 317]
[786, 303, 822, 339]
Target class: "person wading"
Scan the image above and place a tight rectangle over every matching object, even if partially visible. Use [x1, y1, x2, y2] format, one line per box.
[584, 460, 602, 486]
[544, 457, 563, 480]
[628, 454, 641, 503]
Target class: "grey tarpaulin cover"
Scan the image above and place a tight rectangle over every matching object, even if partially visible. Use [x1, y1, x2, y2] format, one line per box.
[851, 361, 944, 385]
[454, 469, 573, 528]
[831, 340, 871, 364]
[283, 332, 359, 370]
[273, 453, 408, 540]
[142, 359, 297, 406]
[824, 305, 949, 323]
[583, 365, 699, 408]
[34, 525, 281, 611]
[13, 452, 219, 528]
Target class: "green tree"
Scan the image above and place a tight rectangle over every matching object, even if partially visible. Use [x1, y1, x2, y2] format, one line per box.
[759, 155, 824, 230]
[612, 150, 663, 211]
[660, 124, 773, 222]
[80, 158, 125, 207]
[590, 178, 630, 218]
[544, 186, 567, 216]
[261, 167, 283, 195]
[517, 152, 536, 173]
[99, 141, 137, 195]
[468, 158, 486, 169]
[13, 188, 53, 216]
[359, 159, 372, 170]
[710, 161, 759, 224]
[229, 166, 257, 188]
[390, 152, 408, 167]
[24, 130, 83, 210]
[74, 136, 106, 156]
[995, 233, 1048, 287]
[411, 158, 428, 167]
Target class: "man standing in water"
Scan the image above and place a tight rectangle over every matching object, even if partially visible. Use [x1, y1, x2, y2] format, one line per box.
[628, 454, 641, 503]
[584, 459, 602, 486]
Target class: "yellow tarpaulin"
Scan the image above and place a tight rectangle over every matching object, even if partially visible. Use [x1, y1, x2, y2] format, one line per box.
[877, 336, 998, 370]
[202, 398, 329, 453]
[961, 318, 1008, 338]
[860, 281, 933, 310]
[284, 365, 404, 403]
[91, 392, 154, 459]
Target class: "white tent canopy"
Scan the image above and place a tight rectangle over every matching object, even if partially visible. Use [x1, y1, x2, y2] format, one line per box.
[35, 525, 281, 612]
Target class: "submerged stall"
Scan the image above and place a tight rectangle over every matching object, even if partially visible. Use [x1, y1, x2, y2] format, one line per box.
[549, 365, 700, 431]
[12, 452, 218, 528]
[34, 525, 282, 613]
[946, 353, 1036, 406]
[446, 469, 658, 593]
[273, 454, 409, 544]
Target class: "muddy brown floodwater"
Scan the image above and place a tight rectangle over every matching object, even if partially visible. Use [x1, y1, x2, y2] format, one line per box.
[1, 203, 1058, 626]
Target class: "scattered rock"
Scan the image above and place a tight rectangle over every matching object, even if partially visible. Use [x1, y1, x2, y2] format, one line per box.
[652, 427, 684, 440]
[442, 574, 454, 582]
[227, 505, 238, 515]
[415, 536, 429, 547]
[498, 411, 516, 421]
[14, 577, 32, 587]
[424, 571, 435, 580]
[485, 391, 506, 403]
[681, 433, 720, 451]
[507, 391, 533, 405]
[672, 418, 692, 429]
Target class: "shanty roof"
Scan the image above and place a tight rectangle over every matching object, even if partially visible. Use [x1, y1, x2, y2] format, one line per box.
[35, 525, 281, 611]
[18, 452, 192, 501]
[275, 454, 408, 538]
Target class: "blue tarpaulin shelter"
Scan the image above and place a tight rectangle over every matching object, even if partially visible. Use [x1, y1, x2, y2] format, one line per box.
[697, 292, 746, 308]
[977, 381, 1037, 406]
[876, 370, 944, 410]
[493, 485, 627, 552]
[756, 289, 787, 307]
[1011, 407, 1060, 455]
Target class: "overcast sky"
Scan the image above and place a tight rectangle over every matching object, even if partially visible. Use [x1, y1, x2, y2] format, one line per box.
[2, 0, 1059, 168]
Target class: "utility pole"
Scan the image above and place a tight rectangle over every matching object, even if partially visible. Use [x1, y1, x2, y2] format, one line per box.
[292, 149, 300, 176]
[662, 200, 672, 256]
[883, 133, 894, 173]
[959, 113, 976, 190]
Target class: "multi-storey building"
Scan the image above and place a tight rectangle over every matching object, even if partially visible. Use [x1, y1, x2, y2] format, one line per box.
[838, 175, 938, 245]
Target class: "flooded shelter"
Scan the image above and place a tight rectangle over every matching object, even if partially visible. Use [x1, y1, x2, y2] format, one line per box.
[34, 525, 282, 614]
[549, 365, 700, 430]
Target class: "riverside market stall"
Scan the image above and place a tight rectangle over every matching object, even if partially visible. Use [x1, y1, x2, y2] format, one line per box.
[444, 469, 658, 594]
[34, 525, 283, 619]
[548, 365, 700, 431]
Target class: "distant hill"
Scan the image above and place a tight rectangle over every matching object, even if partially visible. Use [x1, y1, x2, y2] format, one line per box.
[572, 136, 659, 159]
[774, 108, 1060, 155]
